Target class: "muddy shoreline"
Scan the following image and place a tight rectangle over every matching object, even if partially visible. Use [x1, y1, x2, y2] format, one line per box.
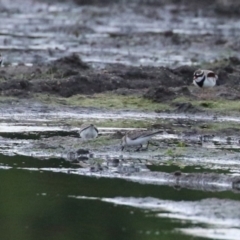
[0, 52, 240, 139]
[0, 54, 240, 96]
[1, 53, 240, 106]
[0, 0, 240, 189]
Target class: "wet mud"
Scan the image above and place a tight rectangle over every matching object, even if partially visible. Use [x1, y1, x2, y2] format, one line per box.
[1, 0, 240, 103]
[1, 54, 240, 103]
[1, 52, 240, 192]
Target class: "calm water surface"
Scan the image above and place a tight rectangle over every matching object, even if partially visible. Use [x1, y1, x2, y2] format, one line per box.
[0, 154, 239, 240]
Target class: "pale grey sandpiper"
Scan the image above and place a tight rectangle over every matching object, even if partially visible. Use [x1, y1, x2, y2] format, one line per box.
[79, 123, 98, 140]
[121, 130, 162, 151]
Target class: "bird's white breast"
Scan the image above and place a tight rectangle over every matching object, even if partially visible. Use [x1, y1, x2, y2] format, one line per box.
[80, 127, 98, 140]
[203, 77, 216, 88]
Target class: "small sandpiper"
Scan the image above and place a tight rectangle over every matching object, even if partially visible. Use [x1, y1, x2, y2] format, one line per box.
[79, 123, 98, 140]
[193, 69, 218, 88]
[121, 130, 162, 151]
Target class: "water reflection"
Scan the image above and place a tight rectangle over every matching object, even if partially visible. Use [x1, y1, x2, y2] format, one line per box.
[0, 148, 239, 240]
[4, 160, 240, 239]
[0, 163, 235, 240]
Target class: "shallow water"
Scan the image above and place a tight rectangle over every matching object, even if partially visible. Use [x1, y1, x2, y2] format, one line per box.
[0, 156, 239, 240]
[0, 162, 210, 240]
[1, 0, 240, 67]
[0, 105, 239, 239]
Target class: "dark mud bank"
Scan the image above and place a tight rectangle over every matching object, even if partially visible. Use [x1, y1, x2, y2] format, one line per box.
[70, 0, 240, 16]
[1, 54, 240, 101]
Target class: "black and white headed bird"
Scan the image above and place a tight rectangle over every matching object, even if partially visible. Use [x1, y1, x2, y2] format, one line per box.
[193, 69, 218, 88]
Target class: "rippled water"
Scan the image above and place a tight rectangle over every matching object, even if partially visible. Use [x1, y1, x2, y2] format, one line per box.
[1, 156, 239, 240]
[1, 0, 240, 67]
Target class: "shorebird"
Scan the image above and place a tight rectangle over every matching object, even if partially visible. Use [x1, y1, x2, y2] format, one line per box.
[193, 69, 218, 88]
[121, 130, 162, 151]
[79, 123, 98, 140]
[193, 69, 218, 99]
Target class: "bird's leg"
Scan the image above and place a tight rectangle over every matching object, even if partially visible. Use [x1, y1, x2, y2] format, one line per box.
[205, 88, 214, 100]
[199, 88, 212, 100]
[198, 88, 205, 100]
[136, 144, 143, 152]
[146, 141, 149, 149]
[121, 146, 125, 151]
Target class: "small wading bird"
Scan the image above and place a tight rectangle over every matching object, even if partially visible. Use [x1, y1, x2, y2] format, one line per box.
[193, 69, 218, 99]
[79, 123, 98, 140]
[193, 69, 218, 88]
[121, 130, 162, 151]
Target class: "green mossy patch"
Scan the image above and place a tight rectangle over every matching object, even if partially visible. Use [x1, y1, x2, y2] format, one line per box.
[173, 96, 240, 114]
[35, 93, 170, 111]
